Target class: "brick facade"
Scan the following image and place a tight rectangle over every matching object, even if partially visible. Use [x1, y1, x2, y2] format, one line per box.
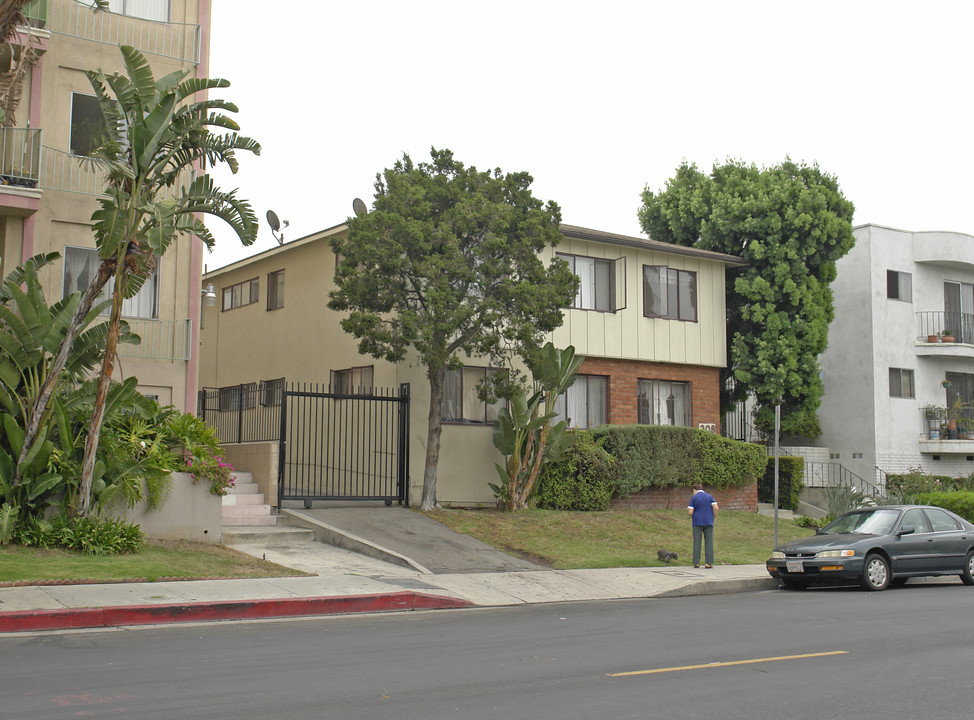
[577, 357, 722, 430]
[610, 482, 758, 511]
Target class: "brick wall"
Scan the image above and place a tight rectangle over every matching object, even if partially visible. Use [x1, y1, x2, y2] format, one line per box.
[609, 482, 758, 512]
[577, 357, 721, 429]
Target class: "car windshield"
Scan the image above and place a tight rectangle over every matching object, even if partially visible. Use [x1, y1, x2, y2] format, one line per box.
[820, 509, 899, 535]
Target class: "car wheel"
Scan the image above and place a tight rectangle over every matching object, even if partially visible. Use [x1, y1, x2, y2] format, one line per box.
[861, 553, 890, 591]
[778, 577, 805, 590]
[961, 551, 974, 586]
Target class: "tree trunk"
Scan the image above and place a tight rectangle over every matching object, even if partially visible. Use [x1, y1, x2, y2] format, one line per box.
[76, 263, 127, 517]
[421, 367, 445, 511]
[14, 259, 114, 484]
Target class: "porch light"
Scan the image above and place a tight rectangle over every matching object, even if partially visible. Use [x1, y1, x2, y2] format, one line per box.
[202, 283, 217, 307]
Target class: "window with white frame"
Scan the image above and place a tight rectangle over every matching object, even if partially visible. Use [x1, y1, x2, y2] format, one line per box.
[638, 379, 691, 426]
[643, 265, 697, 321]
[222, 278, 259, 311]
[553, 374, 608, 429]
[267, 269, 284, 310]
[331, 366, 374, 395]
[888, 368, 914, 398]
[441, 367, 505, 424]
[62, 246, 159, 319]
[107, 0, 170, 22]
[887, 270, 912, 302]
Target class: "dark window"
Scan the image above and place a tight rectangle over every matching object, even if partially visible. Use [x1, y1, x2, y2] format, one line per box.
[887, 270, 912, 302]
[553, 374, 608, 429]
[643, 266, 697, 321]
[331, 366, 374, 395]
[441, 367, 505, 424]
[218, 383, 257, 411]
[70, 93, 108, 157]
[260, 378, 284, 406]
[267, 270, 284, 310]
[221, 278, 259, 311]
[888, 368, 915, 398]
[638, 379, 692, 426]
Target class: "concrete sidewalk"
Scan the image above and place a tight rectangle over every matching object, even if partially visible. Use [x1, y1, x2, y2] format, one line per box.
[0, 507, 778, 633]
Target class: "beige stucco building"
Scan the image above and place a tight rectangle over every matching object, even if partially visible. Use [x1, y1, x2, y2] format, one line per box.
[0, 0, 212, 412]
[200, 222, 744, 507]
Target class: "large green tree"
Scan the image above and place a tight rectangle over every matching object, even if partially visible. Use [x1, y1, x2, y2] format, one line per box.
[15, 47, 259, 516]
[639, 159, 855, 437]
[329, 148, 578, 510]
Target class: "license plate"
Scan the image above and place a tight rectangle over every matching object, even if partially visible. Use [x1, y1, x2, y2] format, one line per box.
[786, 561, 804, 573]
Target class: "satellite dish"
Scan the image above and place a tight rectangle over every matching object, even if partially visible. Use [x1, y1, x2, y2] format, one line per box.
[266, 209, 289, 245]
[266, 209, 280, 233]
[352, 198, 368, 217]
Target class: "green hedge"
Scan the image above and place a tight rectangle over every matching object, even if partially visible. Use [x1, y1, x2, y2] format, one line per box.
[536, 433, 616, 511]
[758, 456, 804, 511]
[914, 491, 974, 523]
[588, 425, 766, 497]
[887, 471, 974, 497]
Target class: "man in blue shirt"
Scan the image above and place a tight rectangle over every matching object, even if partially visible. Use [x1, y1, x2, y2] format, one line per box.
[688, 482, 719, 568]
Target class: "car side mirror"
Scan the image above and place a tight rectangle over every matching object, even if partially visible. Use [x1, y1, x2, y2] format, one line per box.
[898, 525, 915, 536]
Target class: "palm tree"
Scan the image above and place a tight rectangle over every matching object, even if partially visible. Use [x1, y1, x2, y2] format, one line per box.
[15, 46, 260, 516]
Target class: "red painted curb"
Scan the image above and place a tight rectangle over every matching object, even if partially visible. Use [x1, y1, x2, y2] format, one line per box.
[0, 592, 474, 633]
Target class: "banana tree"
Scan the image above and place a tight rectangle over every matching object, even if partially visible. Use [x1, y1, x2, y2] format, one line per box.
[16, 46, 260, 517]
[491, 343, 583, 510]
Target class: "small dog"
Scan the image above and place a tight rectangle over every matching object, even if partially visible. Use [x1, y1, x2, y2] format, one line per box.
[657, 548, 678, 563]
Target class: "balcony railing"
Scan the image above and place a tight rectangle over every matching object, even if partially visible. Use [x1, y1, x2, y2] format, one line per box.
[0, 128, 41, 188]
[917, 311, 974, 344]
[39, 145, 104, 195]
[118, 318, 192, 361]
[40, 0, 200, 64]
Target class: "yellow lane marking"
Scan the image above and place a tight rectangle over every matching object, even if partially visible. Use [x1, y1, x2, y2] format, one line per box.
[608, 650, 849, 677]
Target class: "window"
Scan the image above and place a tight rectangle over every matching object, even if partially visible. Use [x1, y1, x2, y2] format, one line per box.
[925, 508, 960, 532]
[643, 266, 697, 321]
[218, 383, 256, 411]
[222, 278, 259, 311]
[107, 0, 170, 22]
[944, 281, 974, 343]
[442, 367, 505, 424]
[331, 366, 373, 395]
[553, 374, 607, 429]
[638, 379, 691, 426]
[900, 508, 930, 534]
[70, 93, 107, 157]
[260, 378, 284, 406]
[888, 368, 915, 398]
[62, 246, 159, 319]
[267, 270, 285, 310]
[887, 270, 912, 302]
[557, 253, 618, 312]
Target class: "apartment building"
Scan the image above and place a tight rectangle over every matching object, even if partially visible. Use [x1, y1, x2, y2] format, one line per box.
[0, 0, 211, 412]
[817, 224, 974, 485]
[199, 222, 745, 506]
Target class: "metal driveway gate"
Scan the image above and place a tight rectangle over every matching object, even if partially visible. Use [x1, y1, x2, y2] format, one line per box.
[278, 383, 410, 507]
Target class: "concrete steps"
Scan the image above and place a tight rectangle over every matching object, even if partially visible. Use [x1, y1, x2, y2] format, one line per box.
[757, 502, 795, 520]
[222, 525, 316, 545]
[222, 472, 278, 527]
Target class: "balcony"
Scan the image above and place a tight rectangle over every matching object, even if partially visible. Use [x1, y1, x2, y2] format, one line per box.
[118, 318, 192, 361]
[917, 406, 974, 454]
[915, 311, 974, 358]
[39, 0, 201, 65]
[0, 128, 42, 214]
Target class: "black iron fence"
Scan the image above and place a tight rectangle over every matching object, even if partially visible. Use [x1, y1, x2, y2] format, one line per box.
[198, 379, 284, 444]
[198, 380, 410, 506]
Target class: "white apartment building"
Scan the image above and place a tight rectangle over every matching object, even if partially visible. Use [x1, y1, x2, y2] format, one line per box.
[817, 224, 974, 486]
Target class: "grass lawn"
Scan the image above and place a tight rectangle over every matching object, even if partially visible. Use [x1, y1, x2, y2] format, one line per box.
[0, 540, 309, 585]
[422, 508, 817, 569]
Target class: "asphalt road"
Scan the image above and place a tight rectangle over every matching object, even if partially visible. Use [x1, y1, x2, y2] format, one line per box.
[3, 582, 973, 720]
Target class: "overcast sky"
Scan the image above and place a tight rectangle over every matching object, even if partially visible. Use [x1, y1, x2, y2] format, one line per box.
[204, 1, 974, 271]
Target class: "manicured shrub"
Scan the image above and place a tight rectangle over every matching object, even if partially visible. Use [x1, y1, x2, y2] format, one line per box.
[759, 456, 805, 511]
[535, 433, 615, 511]
[589, 425, 765, 497]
